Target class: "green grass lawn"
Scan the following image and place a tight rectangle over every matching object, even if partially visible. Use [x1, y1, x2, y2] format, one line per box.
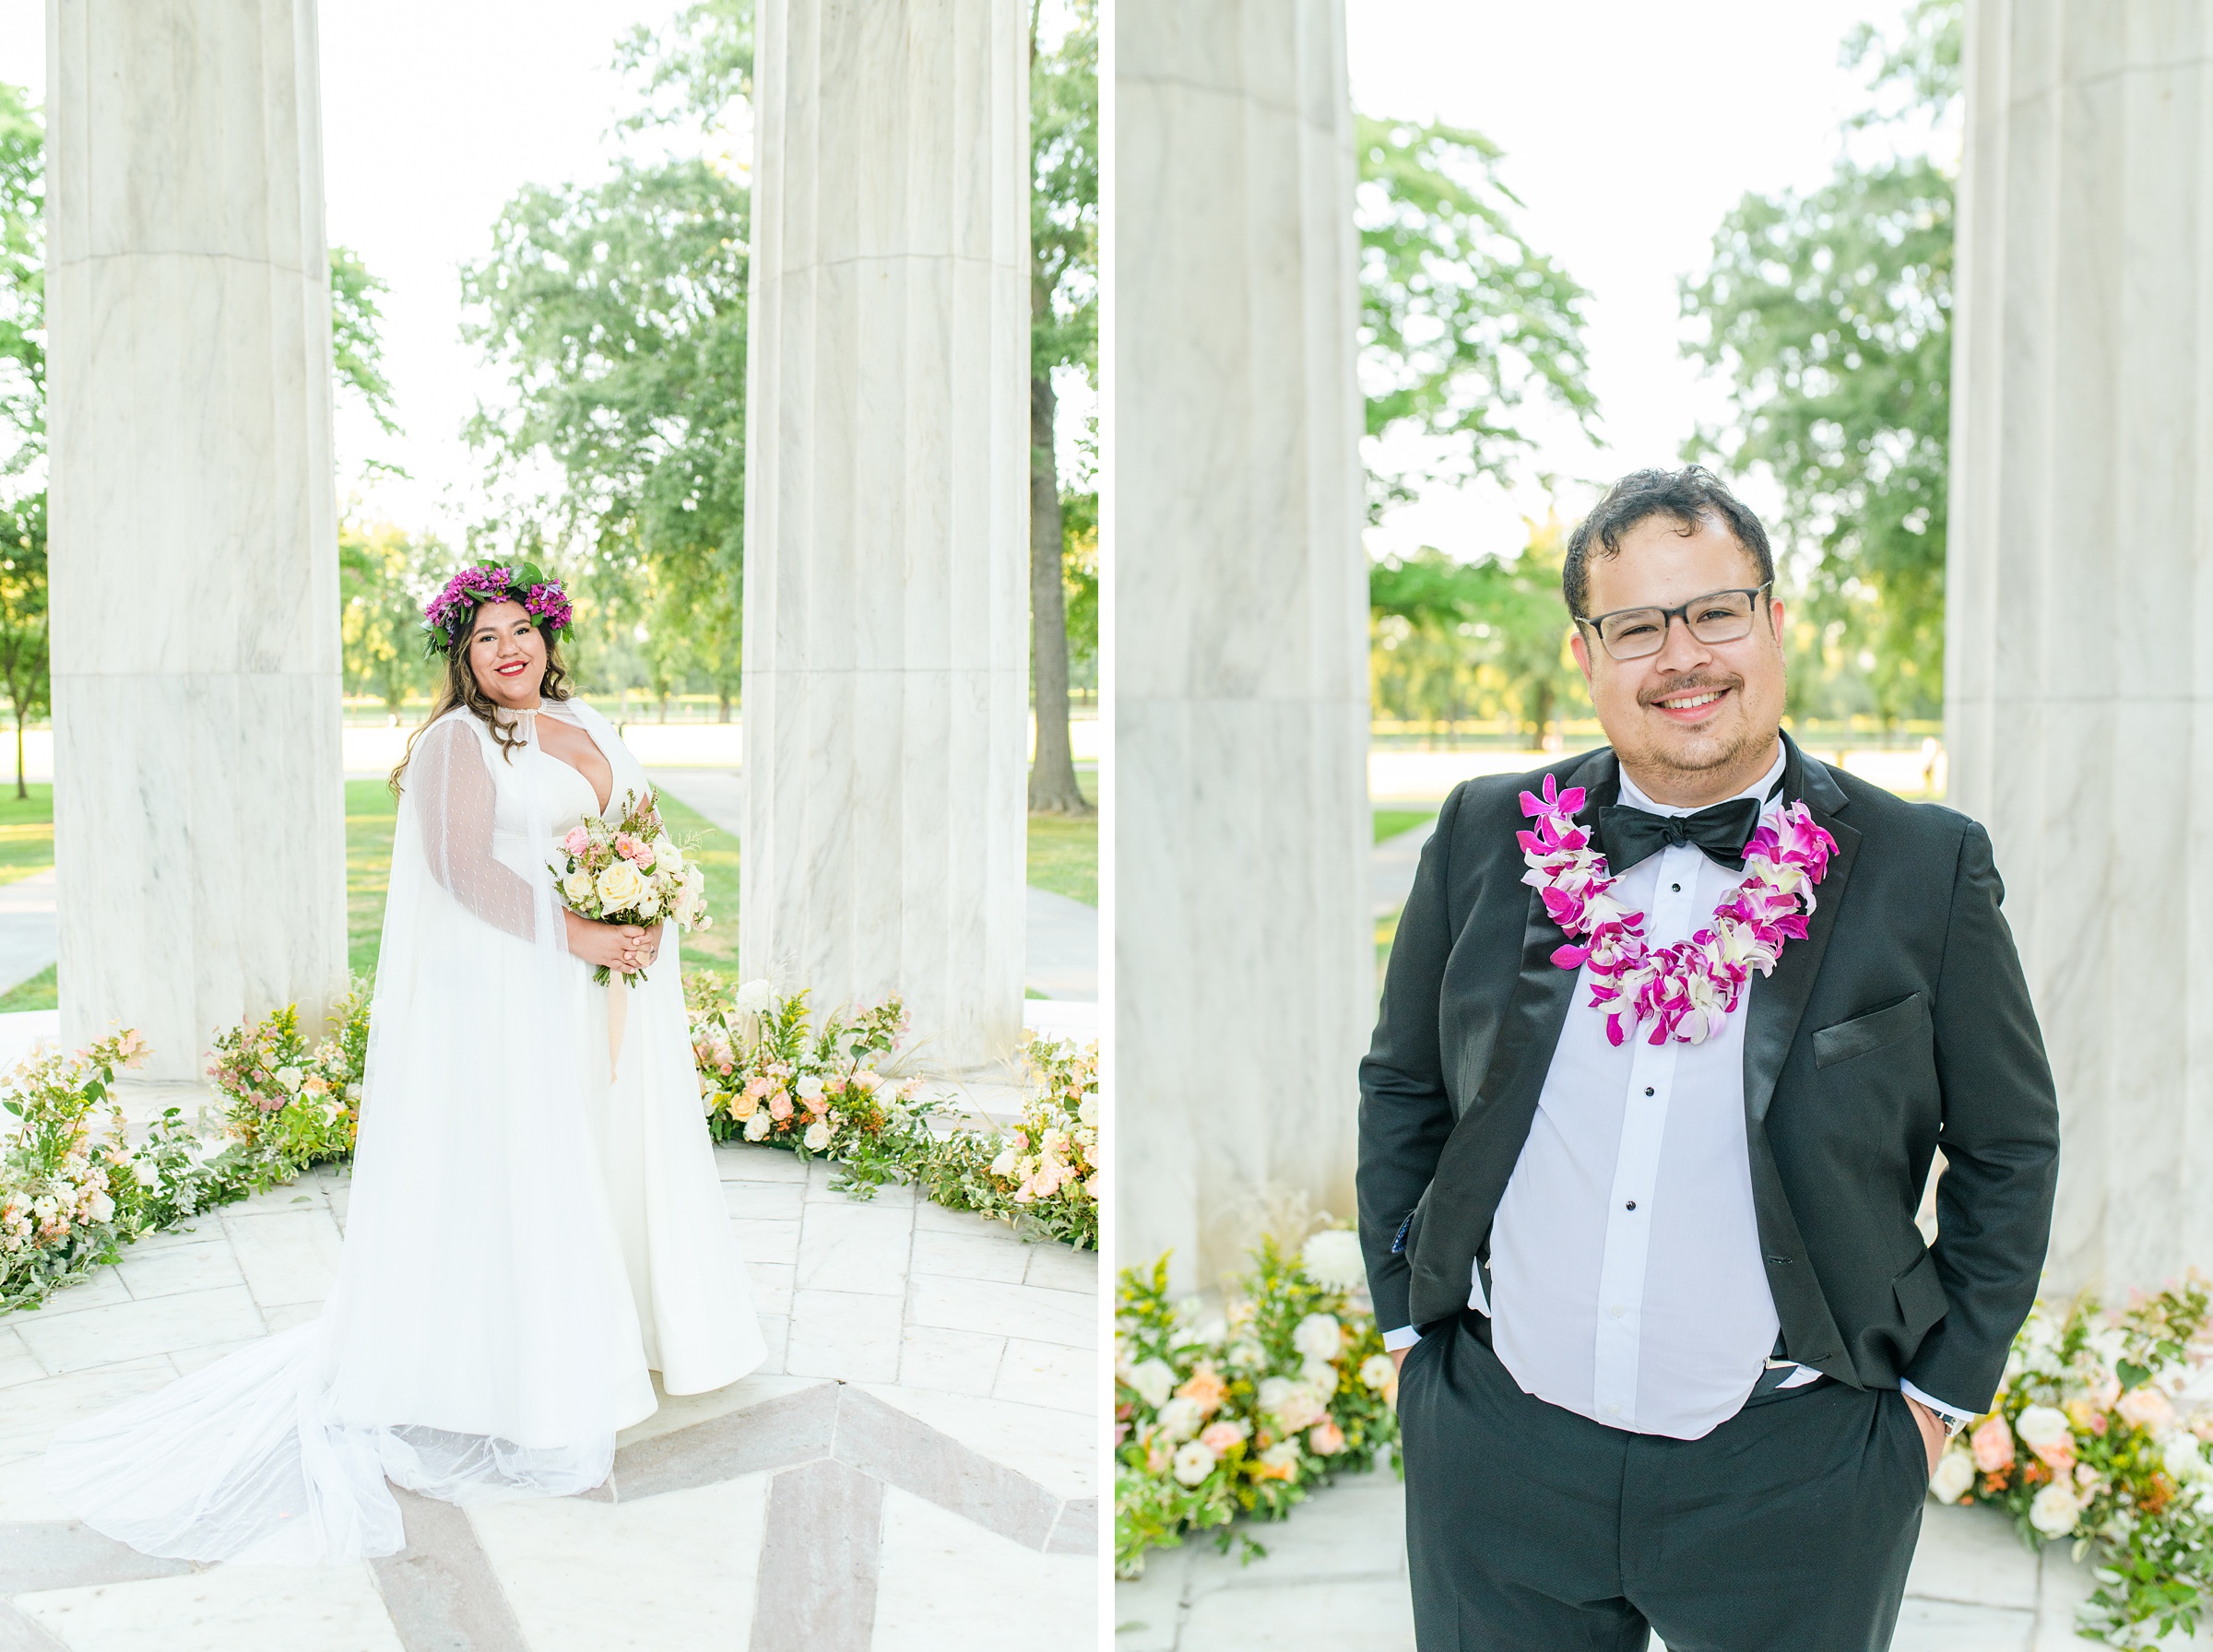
[1027, 770, 1098, 906]
[0, 769, 1095, 1012]
[1374, 807, 1436, 844]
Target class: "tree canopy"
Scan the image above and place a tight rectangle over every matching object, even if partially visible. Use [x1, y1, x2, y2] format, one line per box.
[1680, 1, 1959, 723]
[1356, 116, 1599, 515]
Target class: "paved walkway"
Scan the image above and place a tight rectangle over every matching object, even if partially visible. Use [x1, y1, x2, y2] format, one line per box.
[0, 867, 55, 997]
[1114, 1461, 2200, 1651]
[1, 1143, 1097, 1651]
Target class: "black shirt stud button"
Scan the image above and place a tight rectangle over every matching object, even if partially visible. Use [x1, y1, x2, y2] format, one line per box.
[1643, 1086, 1655, 1097]
[1626, 1201, 1637, 1210]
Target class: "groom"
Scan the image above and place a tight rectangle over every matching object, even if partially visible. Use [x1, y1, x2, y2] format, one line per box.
[1357, 467, 2059, 1651]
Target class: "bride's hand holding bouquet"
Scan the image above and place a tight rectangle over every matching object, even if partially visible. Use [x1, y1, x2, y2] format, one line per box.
[550, 788, 712, 985]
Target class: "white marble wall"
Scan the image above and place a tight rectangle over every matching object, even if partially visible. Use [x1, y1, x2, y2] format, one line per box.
[1946, 0, 2213, 1294]
[44, 0, 348, 1081]
[740, 0, 1030, 1070]
[1114, 1, 1371, 1289]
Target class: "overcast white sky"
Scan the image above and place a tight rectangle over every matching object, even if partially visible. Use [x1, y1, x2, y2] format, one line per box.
[1349, 0, 1899, 563]
[0, 0, 1898, 563]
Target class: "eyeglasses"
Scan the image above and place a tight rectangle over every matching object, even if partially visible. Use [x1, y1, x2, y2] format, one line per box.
[1575, 584, 1773, 662]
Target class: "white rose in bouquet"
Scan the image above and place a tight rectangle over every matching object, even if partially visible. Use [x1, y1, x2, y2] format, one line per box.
[797, 1076, 825, 1101]
[988, 1143, 1018, 1177]
[562, 868, 594, 904]
[1300, 1229, 1367, 1292]
[2029, 1480, 2081, 1538]
[802, 1120, 833, 1152]
[1155, 1397, 1203, 1443]
[656, 839, 683, 874]
[1170, 1440, 1216, 1487]
[743, 1112, 772, 1141]
[595, 860, 646, 910]
[1927, 1448, 1976, 1504]
[274, 1066, 304, 1095]
[2015, 1405, 2072, 1454]
[636, 886, 662, 920]
[1126, 1358, 1177, 1410]
[1292, 1312, 1343, 1362]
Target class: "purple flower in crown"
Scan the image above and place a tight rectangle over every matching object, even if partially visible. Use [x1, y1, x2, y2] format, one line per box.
[420, 559, 573, 657]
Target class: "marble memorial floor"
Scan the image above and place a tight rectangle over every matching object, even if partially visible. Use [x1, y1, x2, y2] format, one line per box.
[1114, 1461, 2209, 1651]
[0, 1144, 1099, 1652]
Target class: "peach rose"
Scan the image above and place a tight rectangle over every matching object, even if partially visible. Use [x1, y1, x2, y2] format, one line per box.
[1308, 1420, 1346, 1455]
[768, 1091, 793, 1121]
[1175, 1364, 1229, 1419]
[1970, 1414, 2016, 1473]
[2118, 1387, 2175, 1432]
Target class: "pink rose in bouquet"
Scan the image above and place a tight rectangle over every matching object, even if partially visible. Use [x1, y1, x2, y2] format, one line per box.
[546, 786, 712, 985]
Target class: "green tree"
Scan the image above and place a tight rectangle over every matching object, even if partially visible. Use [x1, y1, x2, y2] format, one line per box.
[338, 520, 442, 716]
[0, 83, 41, 480]
[0, 491, 46, 796]
[329, 246, 401, 441]
[1680, 1, 1959, 724]
[1026, 0, 1097, 816]
[1357, 116, 1599, 514]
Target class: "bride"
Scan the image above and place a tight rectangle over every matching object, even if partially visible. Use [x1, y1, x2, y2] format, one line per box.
[42, 564, 764, 1564]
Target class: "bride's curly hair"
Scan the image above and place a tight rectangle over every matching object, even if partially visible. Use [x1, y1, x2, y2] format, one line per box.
[388, 603, 575, 796]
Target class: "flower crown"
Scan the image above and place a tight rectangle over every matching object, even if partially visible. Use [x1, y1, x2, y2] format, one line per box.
[421, 561, 574, 657]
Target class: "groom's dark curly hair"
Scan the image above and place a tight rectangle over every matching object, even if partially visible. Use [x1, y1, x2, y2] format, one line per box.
[1562, 466, 1775, 620]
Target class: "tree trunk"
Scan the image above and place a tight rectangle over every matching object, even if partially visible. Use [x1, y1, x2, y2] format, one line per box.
[1027, 371, 1088, 815]
[718, 688, 732, 724]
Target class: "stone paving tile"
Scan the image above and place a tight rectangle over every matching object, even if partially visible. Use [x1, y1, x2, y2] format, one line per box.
[907, 1276, 1095, 1349]
[798, 1204, 914, 1296]
[1904, 1500, 2040, 1609]
[112, 1238, 243, 1301]
[5, 1267, 129, 1320]
[223, 1209, 344, 1307]
[859, 1387, 1095, 1501]
[913, 1200, 1012, 1237]
[898, 1326, 1004, 1398]
[725, 1178, 806, 1221]
[0, 1327, 41, 1387]
[1178, 1574, 1416, 1652]
[911, 1228, 1030, 1284]
[1023, 1243, 1100, 1293]
[466, 1471, 772, 1652]
[870, 1486, 1095, 1652]
[756, 1314, 790, 1375]
[748, 1259, 797, 1316]
[728, 1214, 801, 1265]
[1890, 1596, 2033, 1651]
[993, 1339, 1095, 1415]
[788, 1290, 905, 1382]
[9, 1286, 264, 1376]
[170, 1337, 269, 1377]
[13, 1560, 405, 1652]
[714, 1142, 810, 1183]
[0, 1449, 71, 1522]
[0, 1357, 179, 1458]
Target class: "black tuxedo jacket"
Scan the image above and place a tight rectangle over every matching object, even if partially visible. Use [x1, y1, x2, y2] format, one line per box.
[1356, 737, 2059, 1414]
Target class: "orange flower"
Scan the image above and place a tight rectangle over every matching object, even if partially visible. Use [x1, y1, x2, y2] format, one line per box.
[1174, 1364, 1229, 1419]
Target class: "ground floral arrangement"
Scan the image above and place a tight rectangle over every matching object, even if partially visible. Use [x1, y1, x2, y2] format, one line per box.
[1927, 1276, 2213, 1646]
[1115, 1228, 1398, 1578]
[0, 988, 373, 1314]
[685, 974, 1097, 1248]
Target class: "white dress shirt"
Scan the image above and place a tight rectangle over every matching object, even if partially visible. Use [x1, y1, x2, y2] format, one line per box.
[1382, 747, 1970, 1439]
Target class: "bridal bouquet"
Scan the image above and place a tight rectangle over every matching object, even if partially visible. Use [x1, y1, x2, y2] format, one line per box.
[549, 788, 710, 985]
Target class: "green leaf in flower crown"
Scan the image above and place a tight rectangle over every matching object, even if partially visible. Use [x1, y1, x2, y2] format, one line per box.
[508, 560, 548, 593]
[2117, 1359, 2150, 1390]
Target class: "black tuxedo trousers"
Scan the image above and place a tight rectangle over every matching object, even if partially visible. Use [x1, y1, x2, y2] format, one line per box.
[1358, 739, 2059, 1648]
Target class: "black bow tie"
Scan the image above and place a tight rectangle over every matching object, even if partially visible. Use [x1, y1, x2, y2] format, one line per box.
[1599, 796, 1765, 873]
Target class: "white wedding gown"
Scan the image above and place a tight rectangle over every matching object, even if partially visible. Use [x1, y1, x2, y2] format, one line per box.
[41, 699, 764, 1564]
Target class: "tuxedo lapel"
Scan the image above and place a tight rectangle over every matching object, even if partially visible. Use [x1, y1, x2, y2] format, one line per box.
[1406, 747, 1617, 1325]
[1743, 737, 1862, 1125]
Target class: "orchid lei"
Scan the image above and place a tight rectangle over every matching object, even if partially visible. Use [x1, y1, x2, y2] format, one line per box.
[1517, 773, 1839, 1046]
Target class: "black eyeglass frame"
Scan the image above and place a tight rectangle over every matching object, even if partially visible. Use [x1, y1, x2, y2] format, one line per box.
[1572, 582, 1776, 661]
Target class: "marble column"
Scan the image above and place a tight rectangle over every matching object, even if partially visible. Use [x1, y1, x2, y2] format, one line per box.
[740, 0, 1030, 1070]
[1946, 0, 2213, 1294]
[44, 0, 348, 1083]
[1114, 1, 1371, 1288]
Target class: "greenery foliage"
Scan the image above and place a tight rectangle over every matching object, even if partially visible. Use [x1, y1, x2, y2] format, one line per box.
[1680, 0, 1959, 724]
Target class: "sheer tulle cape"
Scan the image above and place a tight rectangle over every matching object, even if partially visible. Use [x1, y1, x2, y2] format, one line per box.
[42, 705, 649, 1564]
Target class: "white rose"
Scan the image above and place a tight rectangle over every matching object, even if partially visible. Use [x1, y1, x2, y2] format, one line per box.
[852, 1070, 882, 1092]
[1292, 1312, 1343, 1362]
[84, 1188, 114, 1223]
[1301, 1357, 1339, 1393]
[2015, 1404, 2072, 1452]
[595, 860, 646, 911]
[1928, 1448, 1976, 1504]
[1155, 1397, 1203, 1443]
[2028, 1480, 2080, 1538]
[1125, 1358, 1176, 1410]
[735, 978, 775, 1015]
[2162, 1433, 2211, 1484]
[1359, 1353, 1397, 1392]
[743, 1112, 771, 1141]
[1078, 1093, 1098, 1128]
[1300, 1229, 1367, 1292]
[274, 1066, 304, 1094]
[988, 1144, 1017, 1177]
[802, 1120, 832, 1152]
[797, 1076, 825, 1100]
[1170, 1440, 1216, 1487]
[656, 839, 683, 874]
[561, 868, 594, 904]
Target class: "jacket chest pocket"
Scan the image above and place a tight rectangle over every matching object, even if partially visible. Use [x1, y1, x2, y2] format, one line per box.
[1813, 993, 1928, 1068]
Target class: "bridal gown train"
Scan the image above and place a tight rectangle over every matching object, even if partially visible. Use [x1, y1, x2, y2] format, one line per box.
[41, 698, 765, 1564]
